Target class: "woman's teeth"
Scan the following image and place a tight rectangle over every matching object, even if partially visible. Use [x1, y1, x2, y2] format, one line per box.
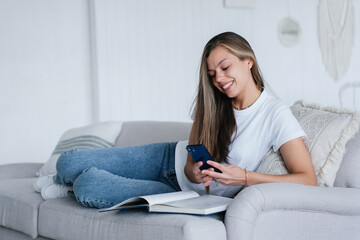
[223, 81, 233, 90]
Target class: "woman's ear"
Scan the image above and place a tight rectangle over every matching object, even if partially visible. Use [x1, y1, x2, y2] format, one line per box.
[248, 59, 254, 69]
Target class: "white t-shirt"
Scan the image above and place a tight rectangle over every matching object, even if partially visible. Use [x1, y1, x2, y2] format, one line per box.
[175, 89, 305, 197]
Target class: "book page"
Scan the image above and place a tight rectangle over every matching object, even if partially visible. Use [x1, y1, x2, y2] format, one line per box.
[150, 195, 233, 215]
[99, 191, 199, 212]
[99, 197, 148, 212]
[143, 191, 199, 206]
[158, 195, 232, 210]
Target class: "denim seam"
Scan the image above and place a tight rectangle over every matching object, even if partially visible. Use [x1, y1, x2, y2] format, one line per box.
[77, 196, 116, 207]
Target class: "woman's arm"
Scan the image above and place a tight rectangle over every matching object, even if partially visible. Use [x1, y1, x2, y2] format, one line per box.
[247, 137, 317, 186]
[203, 137, 317, 186]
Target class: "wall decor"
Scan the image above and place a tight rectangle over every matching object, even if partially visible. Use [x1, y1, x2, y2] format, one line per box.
[278, 17, 302, 47]
[339, 81, 360, 109]
[318, 0, 355, 81]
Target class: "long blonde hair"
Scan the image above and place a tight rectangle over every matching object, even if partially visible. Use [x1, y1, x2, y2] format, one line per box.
[190, 32, 264, 163]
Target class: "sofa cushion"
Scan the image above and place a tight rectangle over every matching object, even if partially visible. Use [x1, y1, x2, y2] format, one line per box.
[0, 226, 50, 240]
[0, 178, 44, 239]
[334, 125, 360, 188]
[292, 101, 360, 186]
[38, 121, 123, 176]
[0, 163, 42, 180]
[39, 197, 226, 240]
[256, 101, 360, 187]
[256, 149, 289, 175]
[115, 121, 192, 147]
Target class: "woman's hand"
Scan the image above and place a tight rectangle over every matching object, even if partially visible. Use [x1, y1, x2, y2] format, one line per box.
[184, 158, 215, 187]
[202, 161, 246, 186]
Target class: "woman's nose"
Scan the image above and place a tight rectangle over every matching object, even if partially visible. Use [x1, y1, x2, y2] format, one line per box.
[215, 72, 224, 82]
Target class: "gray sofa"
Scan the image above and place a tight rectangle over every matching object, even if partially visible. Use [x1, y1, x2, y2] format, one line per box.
[1, 121, 360, 240]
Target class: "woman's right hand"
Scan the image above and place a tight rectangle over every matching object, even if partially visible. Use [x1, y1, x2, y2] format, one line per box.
[184, 157, 214, 187]
[185, 125, 214, 186]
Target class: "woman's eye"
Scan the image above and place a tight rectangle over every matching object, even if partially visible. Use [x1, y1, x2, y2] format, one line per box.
[222, 66, 229, 71]
[208, 72, 215, 78]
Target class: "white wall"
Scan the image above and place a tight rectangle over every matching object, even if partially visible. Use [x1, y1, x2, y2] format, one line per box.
[94, 0, 254, 122]
[0, 0, 359, 165]
[0, 0, 93, 165]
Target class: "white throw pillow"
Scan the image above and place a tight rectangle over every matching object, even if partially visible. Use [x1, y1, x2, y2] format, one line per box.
[256, 149, 289, 175]
[37, 121, 123, 176]
[256, 101, 360, 187]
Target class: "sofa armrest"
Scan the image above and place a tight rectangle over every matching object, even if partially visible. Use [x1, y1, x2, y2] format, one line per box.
[0, 163, 43, 180]
[225, 183, 360, 240]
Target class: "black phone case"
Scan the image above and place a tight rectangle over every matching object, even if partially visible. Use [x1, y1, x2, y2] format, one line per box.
[186, 144, 221, 173]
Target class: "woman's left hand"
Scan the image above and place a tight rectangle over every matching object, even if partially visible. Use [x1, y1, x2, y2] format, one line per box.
[201, 161, 246, 186]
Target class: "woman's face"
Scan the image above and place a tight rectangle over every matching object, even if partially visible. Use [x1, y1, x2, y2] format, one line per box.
[207, 45, 254, 100]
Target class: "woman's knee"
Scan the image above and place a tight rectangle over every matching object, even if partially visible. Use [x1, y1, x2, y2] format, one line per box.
[56, 149, 87, 185]
[73, 167, 115, 208]
[56, 149, 79, 173]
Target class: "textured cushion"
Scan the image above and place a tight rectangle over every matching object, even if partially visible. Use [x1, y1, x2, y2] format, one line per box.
[38, 197, 226, 240]
[292, 101, 360, 186]
[256, 149, 289, 175]
[38, 121, 123, 176]
[0, 178, 44, 239]
[256, 101, 360, 187]
[115, 121, 192, 147]
[334, 125, 360, 188]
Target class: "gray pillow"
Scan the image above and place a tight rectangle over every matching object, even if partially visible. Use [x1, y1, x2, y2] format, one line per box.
[256, 101, 360, 187]
[256, 149, 288, 175]
[115, 121, 191, 147]
[38, 121, 123, 176]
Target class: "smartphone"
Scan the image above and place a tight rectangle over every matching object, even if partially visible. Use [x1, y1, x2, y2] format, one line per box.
[186, 144, 221, 173]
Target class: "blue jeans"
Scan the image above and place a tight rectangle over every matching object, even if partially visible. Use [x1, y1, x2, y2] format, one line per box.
[55, 142, 181, 209]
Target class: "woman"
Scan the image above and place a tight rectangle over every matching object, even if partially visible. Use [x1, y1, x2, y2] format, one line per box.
[36, 32, 316, 208]
[182, 32, 316, 198]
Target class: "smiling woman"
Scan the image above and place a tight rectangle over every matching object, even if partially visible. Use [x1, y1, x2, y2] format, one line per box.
[189, 32, 265, 168]
[184, 32, 316, 196]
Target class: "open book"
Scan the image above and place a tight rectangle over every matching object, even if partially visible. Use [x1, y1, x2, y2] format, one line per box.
[99, 191, 233, 215]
